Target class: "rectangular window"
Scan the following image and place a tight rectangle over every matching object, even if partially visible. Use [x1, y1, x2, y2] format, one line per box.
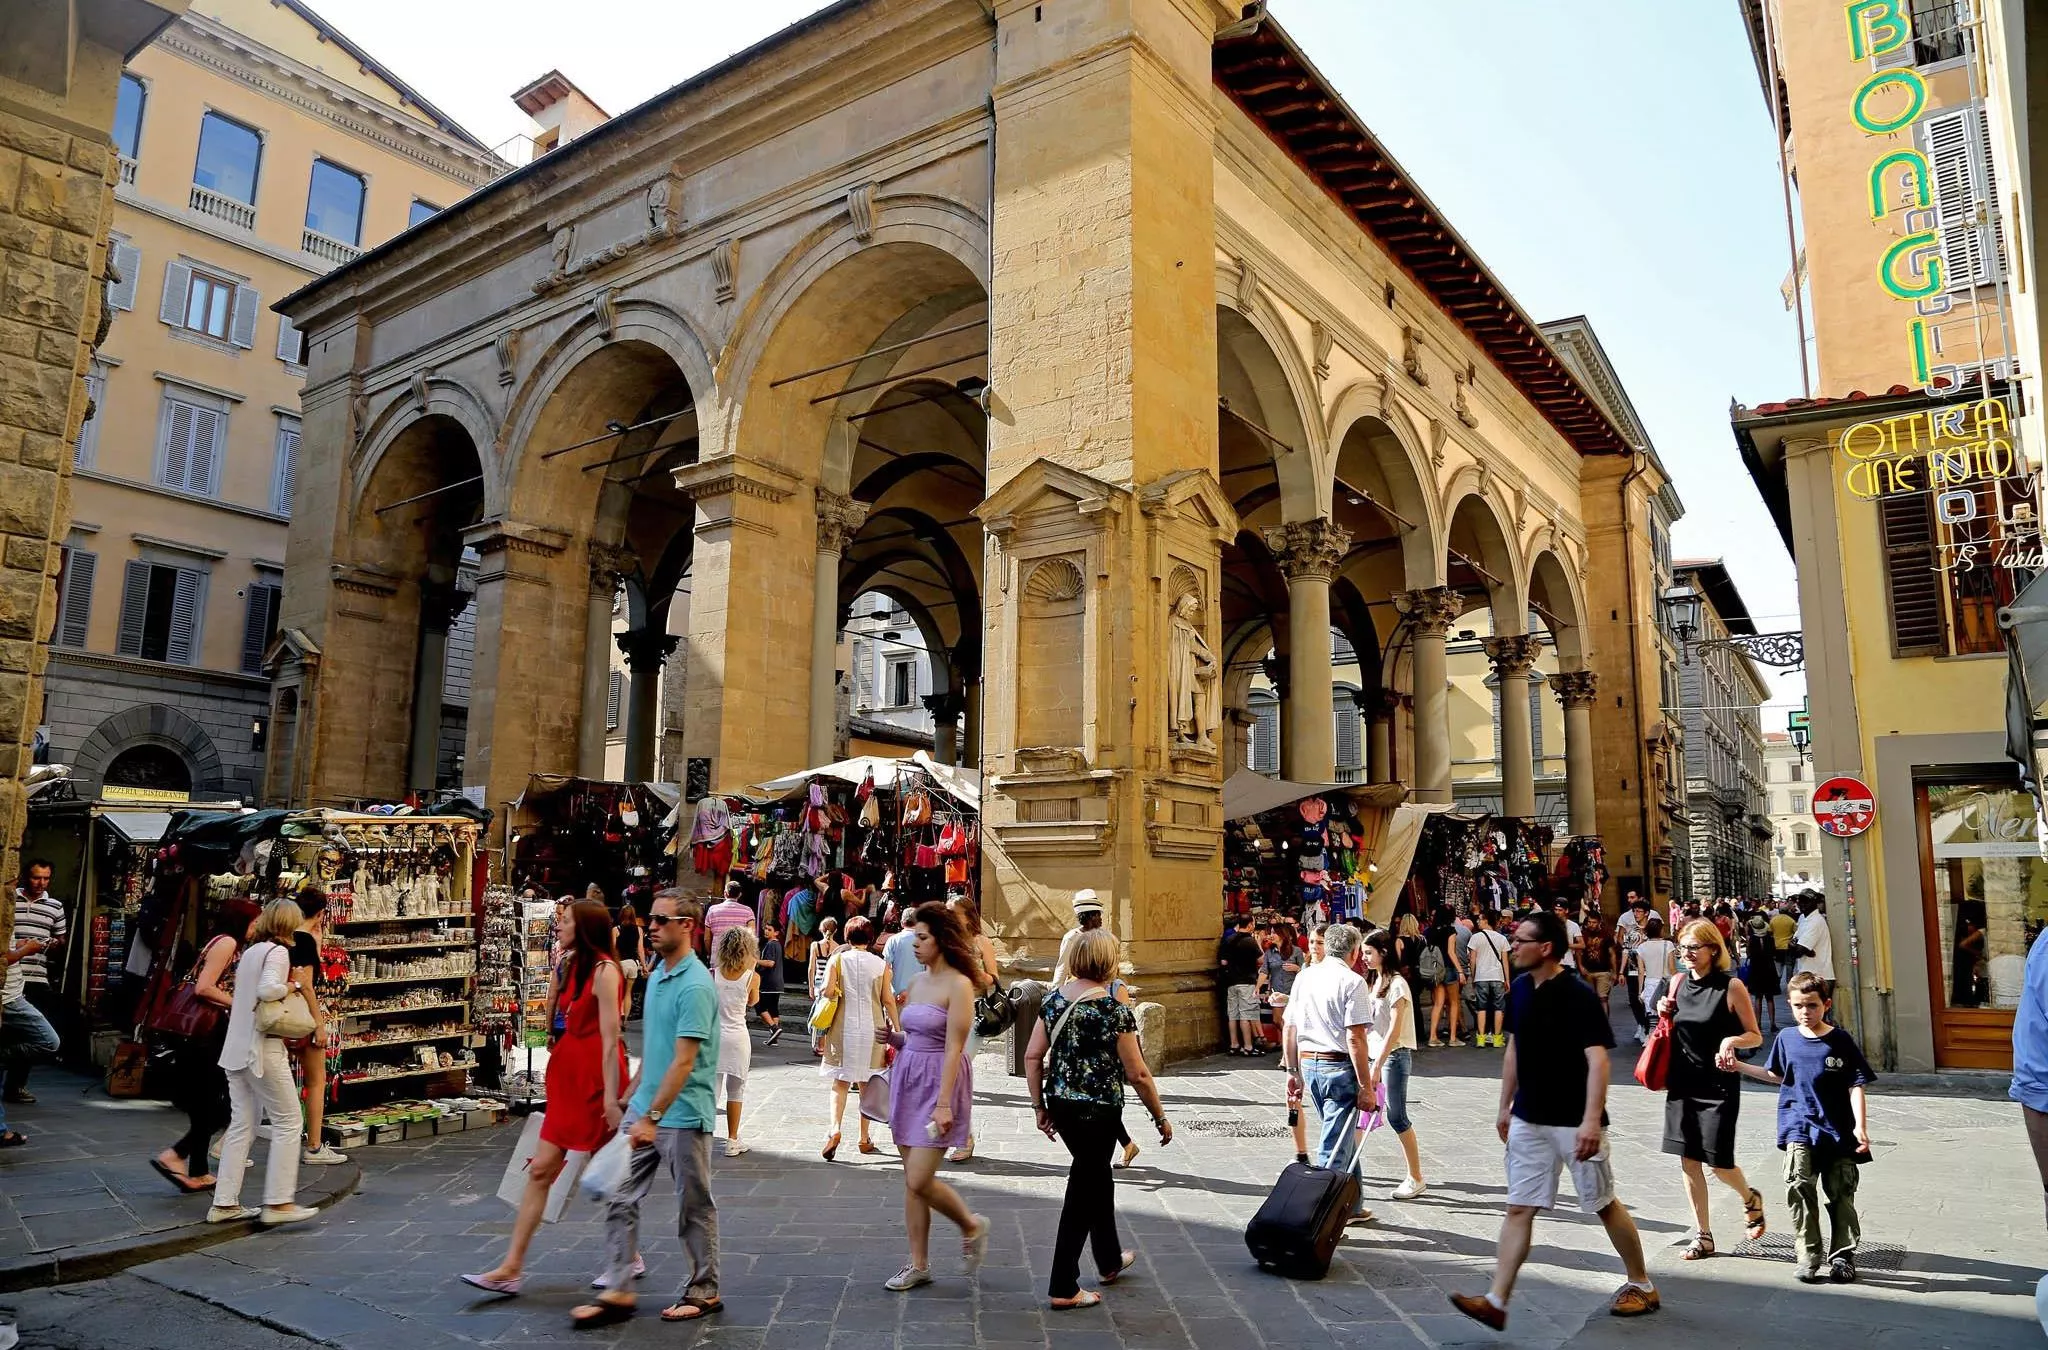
[408, 199, 440, 229]
[1790, 762, 1804, 782]
[271, 416, 299, 516]
[887, 656, 915, 709]
[1793, 829, 1809, 853]
[1791, 792, 1808, 815]
[55, 547, 95, 648]
[184, 271, 233, 339]
[606, 670, 624, 729]
[155, 391, 226, 496]
[240, 581, 280, 674]
[1880, 492, 1947, 655]
[1911, 0, 1970, 64]
[1251, 698, 1280, 775]
[304, 158, 366, 247]
[116, 559, 205, 664]
[108, 240, 140, 310]
[1334, 693, 1361, 772]
[73, 367, 106, 469]
[193, 111, 261, 205]
[1924, 107, 2004, 290]
[160, 260, 257, 348]
[114, 75, 145, 161]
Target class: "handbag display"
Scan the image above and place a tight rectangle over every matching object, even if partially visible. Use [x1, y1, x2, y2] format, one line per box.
[256, 989, 317, 1040]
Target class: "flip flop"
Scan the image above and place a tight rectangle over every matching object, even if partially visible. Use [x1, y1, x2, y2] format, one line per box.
[150, 1158, 209, 1194]
[0, 1132, 26, 1148]
[1049, 1291, 1102, 1310]
[569, 1301, 635, 1330]
[1098, 1250, 1137, 1284]
[659, 1298, 722, 1322]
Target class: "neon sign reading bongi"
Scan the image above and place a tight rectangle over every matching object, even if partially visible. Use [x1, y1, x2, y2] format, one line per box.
[1846, 2, 1943, 385]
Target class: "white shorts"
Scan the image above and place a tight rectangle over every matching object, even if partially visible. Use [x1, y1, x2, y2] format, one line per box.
[1503, 1116, 1615, 1213]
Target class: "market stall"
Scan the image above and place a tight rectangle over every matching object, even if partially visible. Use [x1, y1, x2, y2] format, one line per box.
[1400, 812, 1604, 918]
[504, 776, 679, 912]
[1221, 773, 1405, 935]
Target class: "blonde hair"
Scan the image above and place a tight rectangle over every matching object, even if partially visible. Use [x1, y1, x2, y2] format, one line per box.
[252, 898, 304, 945]
[715, 924, 759, 979]
[1069, 927, 1122, 983]
[1397, 913, 1420, 939]
[1679, 918, 1732, 973]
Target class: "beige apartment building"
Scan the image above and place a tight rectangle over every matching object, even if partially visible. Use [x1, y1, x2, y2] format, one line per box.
[44, 0, 498, 799]
[1764, 729, 1823, 894]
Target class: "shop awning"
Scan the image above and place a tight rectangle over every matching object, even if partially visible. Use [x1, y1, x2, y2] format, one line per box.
[1223, 771, 1405, 822]
[752, 752, 979, 810]
[98, 808, 175, 844]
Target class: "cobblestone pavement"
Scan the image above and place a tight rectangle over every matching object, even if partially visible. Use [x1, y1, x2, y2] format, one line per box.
[5, 1006, 2044, 1349]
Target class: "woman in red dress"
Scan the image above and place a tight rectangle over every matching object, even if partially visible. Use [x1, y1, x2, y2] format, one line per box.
[463, 900, 624, 1295]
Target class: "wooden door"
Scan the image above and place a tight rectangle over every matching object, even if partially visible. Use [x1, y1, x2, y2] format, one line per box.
[1915, 780, 2036, 1070]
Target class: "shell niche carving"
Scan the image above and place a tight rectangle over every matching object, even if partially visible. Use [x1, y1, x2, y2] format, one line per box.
[1023, 556, 1085, 605]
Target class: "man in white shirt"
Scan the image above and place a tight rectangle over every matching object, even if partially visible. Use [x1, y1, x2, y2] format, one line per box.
[1465, 910, 1512, 1048]
[1052, 890, 1103, 986]
[1551, 899, 1583, 974]
[4, 860, 64, 1104]
[1791, 893, 1835, 997]
[1281, 924, 1377, 1224]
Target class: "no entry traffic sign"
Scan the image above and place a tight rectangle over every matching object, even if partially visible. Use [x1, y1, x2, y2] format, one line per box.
[1813, 775, 1876, 838]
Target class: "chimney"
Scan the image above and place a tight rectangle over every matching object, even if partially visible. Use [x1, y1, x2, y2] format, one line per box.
[511, 70, 609, 157]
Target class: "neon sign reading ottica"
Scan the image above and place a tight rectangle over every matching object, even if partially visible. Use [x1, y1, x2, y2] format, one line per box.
[1845, 1, 1940, 383]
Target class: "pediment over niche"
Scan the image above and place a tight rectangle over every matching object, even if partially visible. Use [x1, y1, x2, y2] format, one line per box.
[1137, 469, 1239, 541]
[975, 460, 1128, 538]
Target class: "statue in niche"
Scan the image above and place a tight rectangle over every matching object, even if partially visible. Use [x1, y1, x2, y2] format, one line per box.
[550, 225, 574, 275]
[1168, 590, 1218, 751]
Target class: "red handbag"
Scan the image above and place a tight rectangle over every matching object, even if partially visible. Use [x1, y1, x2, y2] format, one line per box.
[1632, 972, 1685, 1091]
[145, 936, 230, 1041]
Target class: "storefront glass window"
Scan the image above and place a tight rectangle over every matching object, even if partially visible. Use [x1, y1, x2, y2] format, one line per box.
[1925, 782, 2046, 1011]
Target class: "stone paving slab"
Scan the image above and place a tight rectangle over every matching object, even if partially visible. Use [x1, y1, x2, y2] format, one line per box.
[101, 1005, 2047, 1350]
[0, 1068, 360, 1291]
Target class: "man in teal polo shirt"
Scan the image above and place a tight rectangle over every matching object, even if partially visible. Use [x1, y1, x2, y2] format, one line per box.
[576, 895, 722, 1327]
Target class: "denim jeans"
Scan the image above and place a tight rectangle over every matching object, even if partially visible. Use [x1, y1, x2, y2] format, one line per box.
[1379, 1047, 1413, 1134]
[0, 994, 60, 1128]
[1301, 1061, 1364, 1214]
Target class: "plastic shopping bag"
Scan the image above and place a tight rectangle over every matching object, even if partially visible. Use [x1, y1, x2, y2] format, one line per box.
[580, 1129, 633, 1200]
[496, 1111, 590, 1223]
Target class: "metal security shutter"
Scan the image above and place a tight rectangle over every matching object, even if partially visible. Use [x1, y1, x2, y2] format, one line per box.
[1251, 696, 1280, 774]
[272, 420, 299, 515]
[229, 284, 259, 348]
[606, 670, 624, 729]
[1880, 493, 1946, 655]
[116, 559, 151, 656]
[165, 567, 202, 665]
[109, 242, 140, 311]
[240, 583, 279, 673]
[55, 549, 95, 648]
[159, 260, 192, 326]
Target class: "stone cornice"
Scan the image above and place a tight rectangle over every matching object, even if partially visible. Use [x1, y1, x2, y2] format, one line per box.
[159, 13, 502, 187]
[331, 562, 401, 597]
[48, 646, 271, 692]
[673, 457, 801, 505]
[464, 519, 571, 558]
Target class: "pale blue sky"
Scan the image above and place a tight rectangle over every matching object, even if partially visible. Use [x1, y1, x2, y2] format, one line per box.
[317, 0, 1808, 719]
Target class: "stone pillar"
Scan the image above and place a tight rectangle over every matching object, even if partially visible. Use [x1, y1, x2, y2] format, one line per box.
[618, 626, 678, 783]
[0, 0, 187, 941]
[1366, 690, 1396, 785]
[811, 491, 868, 769]
[1396, 588, 1462, 804]
[1553, 669, 1600, 837]
[461, 519, 580, 812]
[1265, 520, 1350, 785]
[1224, 706, 1254, 779]
[1485, 634, 1543, 819]
[979, 0, 1243, 1061]
[578, 545, 631, 778]
[407, 582, 469, 793]
[962, 680, 982, 771]
[924, 690, 964, 765]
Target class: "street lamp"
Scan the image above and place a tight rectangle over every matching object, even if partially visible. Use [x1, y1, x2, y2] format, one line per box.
[1661, 584, 1703, 657]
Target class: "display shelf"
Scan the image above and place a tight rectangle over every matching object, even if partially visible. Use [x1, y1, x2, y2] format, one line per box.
[336, 1000, 473, 1019]
[334, 1059, 476, 1088]
[343, 971, 474, 986]
[338, 1028, 474, 1053]
[334, 911, 470, 926]
[340, 937, 472, 953]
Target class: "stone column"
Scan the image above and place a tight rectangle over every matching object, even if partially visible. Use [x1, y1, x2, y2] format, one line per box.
[1484, 634, 1543, 819]
[461, 519, 579, 812]
[1264, 520, 1350, 784]
[618, 626, 678, 782]
[579, 545, 632, 777]
[1553, 669, 1601, 837]
[1366, 689, 1397, 785]
[1396, 587, 1463, 804]
[407, 582, 469, 793]
[924, 690, 964, 764]
[811, 491, 868, 768]
[1224, 706, 1254, 779]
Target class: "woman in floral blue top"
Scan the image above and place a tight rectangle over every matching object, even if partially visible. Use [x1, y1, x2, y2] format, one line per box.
[1024, 929, 1172, 1310]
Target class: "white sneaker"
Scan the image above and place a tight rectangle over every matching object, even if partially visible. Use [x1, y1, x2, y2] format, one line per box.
[207, 1205, 259, 1224]
[723, 1139, 749, 1157]
[259, 1204, 320, 1226]
[302, 1144, 348, 1165]
[1392, 1177, 1427, 1200]
[0, 1320, 18, 1350]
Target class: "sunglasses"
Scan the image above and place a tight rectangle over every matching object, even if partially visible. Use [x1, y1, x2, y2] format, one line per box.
[1678, 942, 1711, 953]
[647, 913, 685, 927]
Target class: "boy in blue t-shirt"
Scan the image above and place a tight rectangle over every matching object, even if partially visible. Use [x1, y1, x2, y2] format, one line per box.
[1728, 970, 1874, 1284]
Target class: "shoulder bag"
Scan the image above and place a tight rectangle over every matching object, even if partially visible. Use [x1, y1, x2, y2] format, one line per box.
[1632, 970, 1686, 1092]
[253, 941, 317, 1041]
[146, 935, 231, 1041]
[973, 976, 1016, 1039]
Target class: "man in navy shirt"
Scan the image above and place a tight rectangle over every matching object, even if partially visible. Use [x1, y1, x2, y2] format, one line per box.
[1451, 911, 1657, 1331]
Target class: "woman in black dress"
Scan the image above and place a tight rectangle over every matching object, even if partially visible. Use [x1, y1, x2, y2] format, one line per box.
[1661, 918, 1766, 1259]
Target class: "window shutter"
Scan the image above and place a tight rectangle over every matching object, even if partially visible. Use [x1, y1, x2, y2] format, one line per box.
[158, 260, 192, 326]
[240, 583, 279, 673]
[1334, 697, 1361, 771]
[1252, 699, 1280, 774]
[1529, 683, 1544, 763]
[276, 314, 303, 364]
[116, 559, 151, 656]
[109, 242, 140, 311]
[229, 284, 258, 349]
[159, 398, 192, 489]
[606, 670, 623, 729]
[73, 370, 104, 468]
[56, 549, 95, 648]
[187, 404, 221, 494]
[272, 422, 299, 515]
[165, 567, 202, 665]
[1926, 110, 1993, 289]
[1880, 493, 1946, 655]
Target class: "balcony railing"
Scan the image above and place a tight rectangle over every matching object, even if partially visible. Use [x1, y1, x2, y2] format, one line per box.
[188, 183, 254, 230]
[117, 156, 137, 187]
[301, 229, 362, 266]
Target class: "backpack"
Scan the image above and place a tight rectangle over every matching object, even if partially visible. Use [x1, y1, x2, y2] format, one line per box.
[1418, 943, 1448, 985]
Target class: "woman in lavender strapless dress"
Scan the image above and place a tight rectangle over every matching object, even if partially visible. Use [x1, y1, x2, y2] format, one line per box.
[877, 901, 990, 1292]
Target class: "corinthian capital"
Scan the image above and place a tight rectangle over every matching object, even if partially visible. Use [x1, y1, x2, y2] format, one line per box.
[1263, 518, 1351, 581]
[1394, 586, 1462, 636]
[816, 488, 871, 554]
[589, 542, 637, 596]
[1550, 669, 1599, 708]
[1481, 634, 1544, 679]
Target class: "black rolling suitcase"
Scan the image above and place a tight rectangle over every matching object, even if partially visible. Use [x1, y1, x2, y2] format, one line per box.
[1244, 1160, 1359, 1279]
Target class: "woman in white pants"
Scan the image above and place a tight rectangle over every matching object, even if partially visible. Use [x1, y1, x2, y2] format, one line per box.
[209, 899, 319, 1227]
